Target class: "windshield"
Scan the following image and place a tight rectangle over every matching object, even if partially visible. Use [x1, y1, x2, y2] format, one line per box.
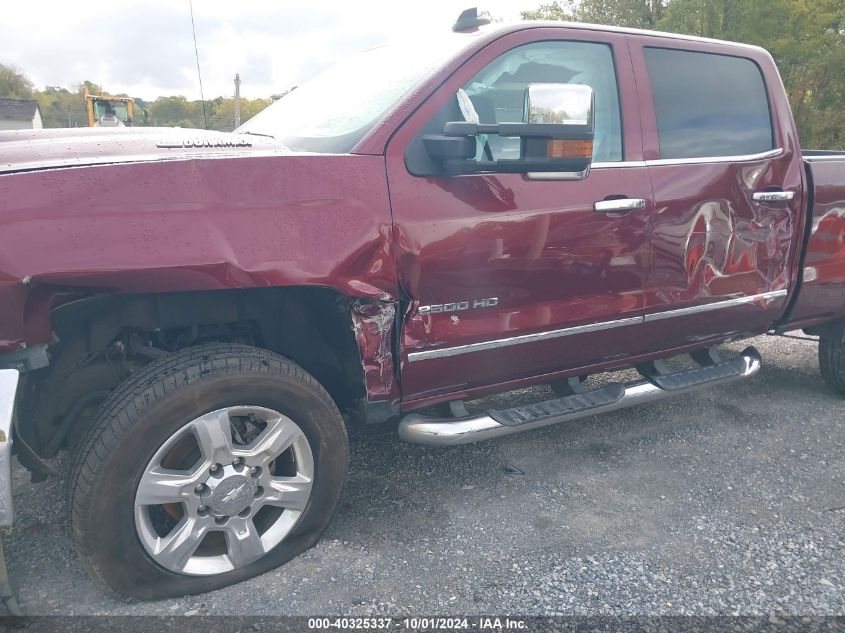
[236, 35, 473, 153]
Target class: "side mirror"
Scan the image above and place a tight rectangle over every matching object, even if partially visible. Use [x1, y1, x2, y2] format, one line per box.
[522, 83, 595, 178]
[422, 83, 595, 177]
[525, 83, 593, 126]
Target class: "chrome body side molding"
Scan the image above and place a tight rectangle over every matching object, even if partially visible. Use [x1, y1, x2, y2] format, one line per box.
[533, 149, 783, 178]
[803, 153, 845, 163]
[407, 316, 642, 362]
[589, 149, 784, 170]
[407, 290, 787, 362]
[591, 160, 647, 169]
[642, 289, 787, 322]
[529, 149, 784, 179]
[645, 148, 783, 167]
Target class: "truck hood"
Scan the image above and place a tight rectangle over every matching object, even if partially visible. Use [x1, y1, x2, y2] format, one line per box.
[0, 127, 289, 175]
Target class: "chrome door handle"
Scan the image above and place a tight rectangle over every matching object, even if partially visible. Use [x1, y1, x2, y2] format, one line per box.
[753, 191, 795, 202]
[594, 198, 647, 213]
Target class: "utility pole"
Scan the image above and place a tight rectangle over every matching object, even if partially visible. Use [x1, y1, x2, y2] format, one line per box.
[234, 73, 241, 128]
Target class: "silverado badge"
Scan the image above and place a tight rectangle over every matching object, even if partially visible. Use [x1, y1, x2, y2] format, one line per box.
[156, 138, 252, 149]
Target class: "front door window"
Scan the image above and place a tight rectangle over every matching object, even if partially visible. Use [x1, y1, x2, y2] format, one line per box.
[458, 40, 623, 163]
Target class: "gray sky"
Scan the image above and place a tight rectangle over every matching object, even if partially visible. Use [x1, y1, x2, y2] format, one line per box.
[1, 1, 542, 101]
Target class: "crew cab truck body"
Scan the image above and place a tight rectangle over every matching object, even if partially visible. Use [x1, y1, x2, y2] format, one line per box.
[0, 17, 844, 600]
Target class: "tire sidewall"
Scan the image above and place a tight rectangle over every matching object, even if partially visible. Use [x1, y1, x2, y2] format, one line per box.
[76, 369, 348, 600]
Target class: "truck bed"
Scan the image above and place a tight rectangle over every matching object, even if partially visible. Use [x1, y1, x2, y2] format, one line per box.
[782, 152, 845, 327]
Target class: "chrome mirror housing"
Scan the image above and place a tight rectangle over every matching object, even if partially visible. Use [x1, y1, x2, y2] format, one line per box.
[523, 83, 595, 179]
[524, 83, 594, 128]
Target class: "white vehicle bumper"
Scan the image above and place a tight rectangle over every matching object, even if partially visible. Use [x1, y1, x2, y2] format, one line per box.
[0, 370, 17, 527]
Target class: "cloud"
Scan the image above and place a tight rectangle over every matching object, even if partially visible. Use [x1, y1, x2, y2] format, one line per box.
[0, 0, 539, 100]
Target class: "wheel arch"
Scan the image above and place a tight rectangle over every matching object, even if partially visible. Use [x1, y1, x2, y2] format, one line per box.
[18, 286, 398, 463]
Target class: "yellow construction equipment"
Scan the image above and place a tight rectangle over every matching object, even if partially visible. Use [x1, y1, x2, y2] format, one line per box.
[84, 86, 140, 127]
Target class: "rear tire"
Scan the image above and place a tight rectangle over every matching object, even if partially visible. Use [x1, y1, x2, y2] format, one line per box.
[66, 343, 348, 600]
[819, 329, 845, 394]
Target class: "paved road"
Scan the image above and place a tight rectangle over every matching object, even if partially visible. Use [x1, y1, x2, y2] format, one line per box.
[6, 335, 845, 615]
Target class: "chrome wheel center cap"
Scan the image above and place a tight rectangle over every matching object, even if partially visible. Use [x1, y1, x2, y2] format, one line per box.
[203, 464, 256, 517]
[210, 476, 253, 516]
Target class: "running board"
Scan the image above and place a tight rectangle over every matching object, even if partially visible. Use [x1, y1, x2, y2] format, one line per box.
[398, 346, 762, 446]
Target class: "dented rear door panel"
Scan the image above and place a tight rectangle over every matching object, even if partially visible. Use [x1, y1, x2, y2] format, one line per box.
[627, 35, 805, 346]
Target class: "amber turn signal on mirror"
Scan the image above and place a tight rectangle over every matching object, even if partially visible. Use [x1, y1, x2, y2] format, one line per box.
[547, 139, 594, 158]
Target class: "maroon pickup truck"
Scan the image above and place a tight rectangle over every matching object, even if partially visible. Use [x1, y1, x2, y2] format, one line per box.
[1, 12, 844, 600]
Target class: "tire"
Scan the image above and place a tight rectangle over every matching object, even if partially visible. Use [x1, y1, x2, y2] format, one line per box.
[819, 329, 845, 394]
[66, 343, 349, 600]
[550, 374, 589, 398]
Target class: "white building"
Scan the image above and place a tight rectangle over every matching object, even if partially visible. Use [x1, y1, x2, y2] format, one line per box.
[0, 98, 43, 130]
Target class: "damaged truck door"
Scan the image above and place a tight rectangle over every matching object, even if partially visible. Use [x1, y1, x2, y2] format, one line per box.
[390, 30, 654, 402]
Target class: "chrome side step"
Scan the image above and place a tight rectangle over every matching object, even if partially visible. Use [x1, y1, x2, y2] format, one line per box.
[490, 382, 625, 426]
[398, 346, 762, 446]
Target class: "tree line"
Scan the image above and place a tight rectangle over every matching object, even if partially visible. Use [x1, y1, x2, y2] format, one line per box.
[0, 66, 272, 131]
[1, 0, 842, 146]
[522, 0, 845, 149]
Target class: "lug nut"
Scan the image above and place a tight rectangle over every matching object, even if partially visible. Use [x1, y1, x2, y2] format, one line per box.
[214, 516, 228, 526]
[197, 506, 209, 517]
[250, 466, 262, 477]
[233, 457, 245, 470]
[194, 484, 206, 495]
[209, 464, 222, 477]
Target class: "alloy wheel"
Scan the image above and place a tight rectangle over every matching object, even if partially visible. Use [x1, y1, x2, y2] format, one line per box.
[134, 406, 314, 576]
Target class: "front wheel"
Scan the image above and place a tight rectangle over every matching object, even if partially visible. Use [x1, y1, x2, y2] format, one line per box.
[67, 343, 348, 600]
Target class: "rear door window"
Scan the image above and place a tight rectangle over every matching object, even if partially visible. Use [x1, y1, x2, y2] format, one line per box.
[644, 47, 774, 160]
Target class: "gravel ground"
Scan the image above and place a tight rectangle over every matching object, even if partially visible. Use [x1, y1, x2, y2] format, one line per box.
[4, 334, 844, 616]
